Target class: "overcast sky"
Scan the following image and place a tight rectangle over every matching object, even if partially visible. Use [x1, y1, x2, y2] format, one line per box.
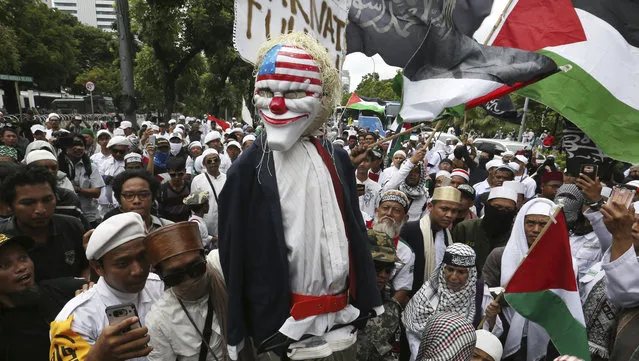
[342, 0, 510, 92]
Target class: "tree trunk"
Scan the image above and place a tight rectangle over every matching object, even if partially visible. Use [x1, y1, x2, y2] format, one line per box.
[163, 75, 176, 120]
[115, 0, 136, 123]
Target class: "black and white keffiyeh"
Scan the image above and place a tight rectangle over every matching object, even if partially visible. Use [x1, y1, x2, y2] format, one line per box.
[402, 244, 478, 334]
[399, 160, 429, 199]
[415, 311, 477, 361]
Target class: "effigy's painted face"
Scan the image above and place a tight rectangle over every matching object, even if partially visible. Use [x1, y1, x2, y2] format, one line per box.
[254, 45, 323, 151]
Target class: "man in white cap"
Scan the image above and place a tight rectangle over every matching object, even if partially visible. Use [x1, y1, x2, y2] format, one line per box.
[46, 113, 61, 140]
[489, 198, 558, 360]
[119, 120, 136, 139]
[453, 186, 518, 278]
[90, 130, 112, 171]
[450, 168, 470, 188]
[50, 212, 164, 361]
[31, 124, 48, 141]
[185, 141, 203, 177]
[473, 159, 502, 198]
[400, 186, 461, 292]
[203, 131, 232, 174]
[473, 330, 503, 361]
[501, 150, 514, 163]
[168, 132, 187, 159]
[26, 149, 75, 192]
[241, 134, 256, 151]
[225, 140, 242, 163]
[124, 153, 144, 170]
[191, 149, 226, 244]
[379, 150, 406, 187]
[98, 136, 131, 218]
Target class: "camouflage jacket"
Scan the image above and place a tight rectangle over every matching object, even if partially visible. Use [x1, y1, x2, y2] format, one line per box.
[356, 296, 402, 361]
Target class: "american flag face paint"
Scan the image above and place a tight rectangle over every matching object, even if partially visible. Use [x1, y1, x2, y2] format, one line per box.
[254, 45, 324, 151]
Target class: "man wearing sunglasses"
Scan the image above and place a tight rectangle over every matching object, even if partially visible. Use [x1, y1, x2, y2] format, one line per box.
[191, 149, 226, 243]
[144, 222, 246, 361]
[157, 158, 191, 222]
[50, 212, 164, 361]
[356, 230, 402, 361]
[98, 136, 131, 219]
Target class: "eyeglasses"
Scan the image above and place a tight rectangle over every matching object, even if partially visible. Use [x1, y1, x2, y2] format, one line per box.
[111, 148, 127, 154]
[206, 158, 220, 164]
[120, 191, 152, 201]
[161, 260, 207, 287]
[168, 171, 185, 178]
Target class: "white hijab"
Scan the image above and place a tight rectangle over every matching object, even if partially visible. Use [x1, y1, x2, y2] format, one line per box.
[500, 198, 557, 360]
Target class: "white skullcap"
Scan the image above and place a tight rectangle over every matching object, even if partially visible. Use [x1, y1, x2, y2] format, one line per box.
[601, 187, 612, 198]
[119, 120, 133, 129]
[436, 170, 451, 179]
[113, 128, 125, 136]
[30, 124, 46, 134]
[202, 148, 218, 159]
[503, 180, 525, 195]
[107, 136, 131, 148]
[188, 141, 202, 150]
[242, 134, 256, 144]
[626, 180, 639, 189]
[526, 200, 555, 217]
[96, 129, 111, 138]
[226, 140, 241, 150]
[475, 330, 503, 361]
[169, 132, 183, 140]
[394, 150, 407, 158]
[26, 149, 57, 164]
[174, 128, 184, 135]
[124, 153, 142, 164]
[25, 140, 55, 157]
[333, 139, 344, 146]
[47, 113, 60, 120]
[502, 150, 514, 156]
[86, 212, 147, 260]
[488, 186, 518, 203]
[231, 127, 243, 134]
[508, 162, 520, 173]
[485, 159, 502, 170]
[409, 135, 418, 141]
[58, 129, 70, 134]
[204, 131, 222, 144]
[151, 125, 159, 131]
[451, 168, 470, 181]
[224, 128, 232, 135]
[515, 154, 528, 164]
[168, 119, 177, 124]
[178, 115, 186, 120]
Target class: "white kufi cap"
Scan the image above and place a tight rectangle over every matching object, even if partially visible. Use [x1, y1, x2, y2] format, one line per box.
[475, 330, 503, 361]
[86, 212, 147, 260]
[25, 150, 57, 164]
[488, 186, 518, 203]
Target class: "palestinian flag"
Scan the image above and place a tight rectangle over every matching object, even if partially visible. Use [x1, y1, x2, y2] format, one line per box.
[488, 0, 639, 163]
[505, 211, 590, 360]
[346, 93, 385, 114]
[398, 0, 557, 123]
[207, 114, 230, 131]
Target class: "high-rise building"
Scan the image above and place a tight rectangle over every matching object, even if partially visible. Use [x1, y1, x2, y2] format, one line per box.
[51, 0, 116, 31]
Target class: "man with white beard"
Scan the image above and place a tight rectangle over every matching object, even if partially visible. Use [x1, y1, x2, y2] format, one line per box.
[370, 190, 415, 308]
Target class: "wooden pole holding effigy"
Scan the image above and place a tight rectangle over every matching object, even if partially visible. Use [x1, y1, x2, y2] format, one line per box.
[477, 206, 563, 329]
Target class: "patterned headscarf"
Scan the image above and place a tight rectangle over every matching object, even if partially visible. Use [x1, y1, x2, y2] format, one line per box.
[416, 311, 477, 361]
[403, 244, 478, 334]
[399, 160, 429, 200]
[0, 146, 17, 161]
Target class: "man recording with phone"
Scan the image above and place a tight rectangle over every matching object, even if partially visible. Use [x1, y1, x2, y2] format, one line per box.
[50, 212, 164, 361]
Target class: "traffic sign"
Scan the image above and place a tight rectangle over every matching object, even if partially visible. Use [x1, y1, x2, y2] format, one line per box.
[0, 74, 33, 82]
[85, 81, 96, 92]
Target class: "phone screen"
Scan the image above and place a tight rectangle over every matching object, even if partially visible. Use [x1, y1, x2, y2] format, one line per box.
[580, 164, 598, 180]
[105, 303, 142, 332]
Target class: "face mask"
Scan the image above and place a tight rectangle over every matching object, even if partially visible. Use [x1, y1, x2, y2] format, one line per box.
[482, 204, 516, 237]
[172, 271, 209, 301]
[254, 45, 323, 152]
[170, 143, 182, 156]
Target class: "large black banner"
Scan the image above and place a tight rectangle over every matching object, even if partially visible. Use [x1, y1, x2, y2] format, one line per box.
[562, 120, 612, 179]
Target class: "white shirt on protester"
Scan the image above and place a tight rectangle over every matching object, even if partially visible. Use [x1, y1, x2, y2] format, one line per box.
[357, 177, 381, 218]
[392, 240, 414, 292]
[601, 246, 639, 308]
[191, 172, 226, 238]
